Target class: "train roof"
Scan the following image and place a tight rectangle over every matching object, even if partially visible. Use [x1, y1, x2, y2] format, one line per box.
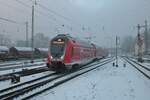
[54, 34, 95, 48]
[0, 46, 9, 51]
[79, 40, 94, 48]
[54, 34, 73, 40]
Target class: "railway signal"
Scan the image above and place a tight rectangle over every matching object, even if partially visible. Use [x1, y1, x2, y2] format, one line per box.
[137, 20, 149, 54]
[137, 23, 145, 62]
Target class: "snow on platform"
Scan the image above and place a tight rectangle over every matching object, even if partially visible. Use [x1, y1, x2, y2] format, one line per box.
[33, 58, 150, 100]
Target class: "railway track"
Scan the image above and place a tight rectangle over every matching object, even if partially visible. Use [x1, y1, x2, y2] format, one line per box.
[0, 66, 49, 81]
[0, 57, 114, 100]
[0, 62, 45, 71]
[0, 58, 46, 68]
[123, 57, 150, 79]
[0, 59, 47, 81]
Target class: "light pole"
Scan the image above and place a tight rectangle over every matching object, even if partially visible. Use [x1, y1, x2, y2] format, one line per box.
[31, 0, 36, 62]
[116, 36, 118, 67]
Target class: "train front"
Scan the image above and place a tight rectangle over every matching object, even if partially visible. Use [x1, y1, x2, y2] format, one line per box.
[47, 35, 69, 71]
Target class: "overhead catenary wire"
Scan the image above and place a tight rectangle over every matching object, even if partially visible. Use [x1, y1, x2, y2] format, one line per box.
[14, 0, 65, 25]
[37, 3, 72, 22]
[1, 0, 83, 36]
[2, 0, 93, 34]
[0, 0, 69, 34]
[0, 16, 24, 25]
[13, 0, 76, 36]
[15, 0, 31, 8]
[15, 0, 70, 23]
[28, 0, 82, 28]
[10, 0, 64, 35]
[0, 0, 31, 17]
[14, 0, 83, 34]
[37, 3, 82, 27]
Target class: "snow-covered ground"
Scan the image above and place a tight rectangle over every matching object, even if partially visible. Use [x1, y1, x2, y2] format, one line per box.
[33, 58, 150, 100]
[0, 80, 11, 90]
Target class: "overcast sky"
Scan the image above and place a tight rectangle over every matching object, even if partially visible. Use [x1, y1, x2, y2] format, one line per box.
[0, 0, 150, 47]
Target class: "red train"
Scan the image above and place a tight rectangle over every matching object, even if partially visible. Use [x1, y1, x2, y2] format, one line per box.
[47, 34, 108, 71]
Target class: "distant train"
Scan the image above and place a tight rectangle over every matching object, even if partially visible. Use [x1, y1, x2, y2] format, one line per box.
[47, 34, 108, 71]
[0, 46, 48, 61]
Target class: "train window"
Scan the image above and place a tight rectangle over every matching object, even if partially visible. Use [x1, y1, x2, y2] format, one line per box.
[50, 43, 65, 58]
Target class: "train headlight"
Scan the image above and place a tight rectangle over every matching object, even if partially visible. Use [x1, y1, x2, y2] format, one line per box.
[60, 56, 64, 59]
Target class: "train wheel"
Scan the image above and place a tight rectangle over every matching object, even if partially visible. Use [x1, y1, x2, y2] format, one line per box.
[47, 64, 54, 71]
[46, 63, 50, 68]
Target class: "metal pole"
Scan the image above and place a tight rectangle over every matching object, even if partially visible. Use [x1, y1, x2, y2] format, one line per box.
[145, 20, 148, 54]
[26, 21, 28, 47]
[137, 24, 140, 35]
[116, 36, 118, 67]
[137, 24, 140, 61]
[31, 5, 34, 62]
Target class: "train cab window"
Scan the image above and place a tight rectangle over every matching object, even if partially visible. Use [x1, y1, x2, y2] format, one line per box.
[51, 44, 65, 58]
[50, 38, 66, 58]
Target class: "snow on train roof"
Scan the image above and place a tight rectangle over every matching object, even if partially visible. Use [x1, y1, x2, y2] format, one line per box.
[0, 46, 9, 51]
[38, 48, 48, 52]
[14, 47, 33, 51]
